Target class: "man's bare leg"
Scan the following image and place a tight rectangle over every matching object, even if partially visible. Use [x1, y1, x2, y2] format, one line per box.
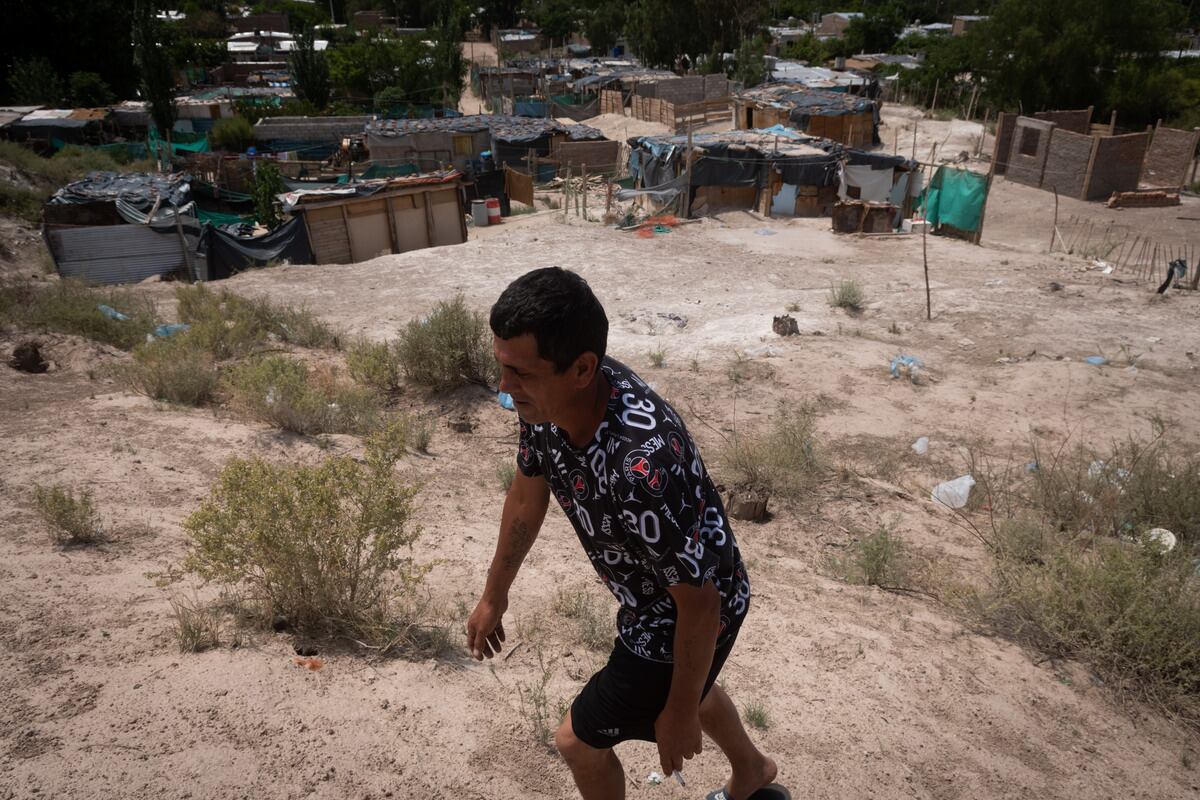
[699, 684, 777, 800]
[554, 710, 625, 800]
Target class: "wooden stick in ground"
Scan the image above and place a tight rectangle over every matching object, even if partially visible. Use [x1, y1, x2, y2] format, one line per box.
[581, 163, 588, 220]
[564, 165, 570, 220]
[605, 179, 613, 219]
[923, 214, 932, 320]
[1190, 244, 1199, 289]
[1050, 186, 1059, 252]
[912, 120, 918, 161]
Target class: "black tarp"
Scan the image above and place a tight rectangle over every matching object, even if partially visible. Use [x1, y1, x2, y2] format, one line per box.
[198, 216, 313, 280]
[48, 171, 191, 211]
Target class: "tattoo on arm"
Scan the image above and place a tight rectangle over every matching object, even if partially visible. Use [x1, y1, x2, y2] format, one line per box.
[502, 519, 533, 570]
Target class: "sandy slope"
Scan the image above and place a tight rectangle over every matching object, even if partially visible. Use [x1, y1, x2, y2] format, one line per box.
[2, 145, 1199, 799]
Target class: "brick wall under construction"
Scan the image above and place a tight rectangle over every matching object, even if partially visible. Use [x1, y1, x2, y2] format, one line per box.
[1041, 128, 1093, 198]
[1004, 118, 1054, 187]
[1086, 133, 1151, 201]
[1033, 108, 1093, 135]
[1141, 124, 1200, 189]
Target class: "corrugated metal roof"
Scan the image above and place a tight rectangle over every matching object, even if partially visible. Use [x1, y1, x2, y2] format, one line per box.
[48, 225, 194, 285]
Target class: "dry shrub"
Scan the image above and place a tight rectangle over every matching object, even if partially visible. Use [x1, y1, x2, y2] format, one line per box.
[721, 404, 822, 500]
[830, 526, 915, 588]
[34, 484, 103, 545]
[120, 335, 219, 406]
[828, 279, 865, 312]
[552, 585, 613, 651]
[223, 355, 381, 435]
[170, 596, 222, 653]
[346, 338, 401, 394]
[497, 461, 516, 492]
[175, 283, 337, 359]
[1, 279, 158, 349]
[953, 435, 1200, 729]
[395, 295, 498, 391]
[182, 432, 430, 651]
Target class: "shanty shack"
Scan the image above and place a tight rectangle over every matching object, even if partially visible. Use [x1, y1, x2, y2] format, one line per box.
[42, 171, 202, 284]
[282, 170, 466, 264]
[628, 127, 915, 220]
[364, 115, 608, 173]
[734, 85, 879, 148]
[253, 115, 375, 159]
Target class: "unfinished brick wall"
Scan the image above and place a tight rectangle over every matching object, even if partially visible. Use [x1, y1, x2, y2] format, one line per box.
[1041, 128, 1094, 198]
[1086, 132, 1151, 201]
[1033, 108, 1093, 135]
[703, 75, 729, 99]
[551, 140, 620, 170]
[1141, 125, 1200, 189]
[993, 112, 1017, 175]
[1004, 117, 1055, 188]
[654, 77, 706, 104]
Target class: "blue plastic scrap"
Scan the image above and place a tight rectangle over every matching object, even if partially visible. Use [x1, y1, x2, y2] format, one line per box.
[889, 354, 923, 378]
[153, 323, 191, 338]
[1084, 356, 1108, 366]
[497, 391, 516, 411]
[97, 304, 130, 322]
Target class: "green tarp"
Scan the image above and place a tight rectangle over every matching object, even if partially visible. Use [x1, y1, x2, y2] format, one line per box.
[922, 165, 988, 233]
[197, 208, 254, 227]
[148, 130, 211, 154]
[358, 163, 418, 179]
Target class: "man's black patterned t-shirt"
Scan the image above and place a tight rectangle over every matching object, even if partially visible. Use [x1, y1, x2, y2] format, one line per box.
[516, 357, 749, 663]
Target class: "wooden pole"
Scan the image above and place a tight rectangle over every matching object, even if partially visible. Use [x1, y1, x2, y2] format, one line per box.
[605, 178, 613, 219]
[911, 120, 918, 161]
[966, 84, 979, 120]
[931, 78, 940, 111]
[974, 151, 998, 246]
[923, 212, 931, 320]
[581, 163, 588, 220]
[683, 121, 695, 218]
[1050, 186, 1059, 252]
[564, 164, 571, 220]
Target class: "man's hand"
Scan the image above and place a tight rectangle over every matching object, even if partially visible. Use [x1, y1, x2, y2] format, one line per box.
[653, 702, 703, 776]
[466, 595, 508, 660]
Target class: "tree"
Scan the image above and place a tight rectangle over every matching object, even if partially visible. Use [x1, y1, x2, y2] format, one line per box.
[975, 0, 1182, 115]
[133, 1, 178, 140]
[733, 35, 768, 88]
[532, 0, 578, 41]
[7, 57, 64, 106]
[68, 72, 115, 107]
[290, 27, 332, 109]
[582, 0, 626, 56]
[844, 2, 906, 54]
[253, 161, 286, 231]
[211, 117, 256, 152]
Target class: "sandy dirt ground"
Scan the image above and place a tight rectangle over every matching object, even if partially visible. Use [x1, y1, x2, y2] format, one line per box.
[3, 105, 1200, 800]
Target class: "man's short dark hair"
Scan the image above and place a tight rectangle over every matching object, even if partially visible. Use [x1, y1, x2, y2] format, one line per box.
[490, 267, 608, 372]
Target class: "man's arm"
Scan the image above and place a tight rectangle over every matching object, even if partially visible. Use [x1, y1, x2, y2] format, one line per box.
[466, 470, 550, 660]
[654, 581, 721, 776]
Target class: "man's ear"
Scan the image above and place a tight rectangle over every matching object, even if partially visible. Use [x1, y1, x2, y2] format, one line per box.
[572, 351, 599, 387]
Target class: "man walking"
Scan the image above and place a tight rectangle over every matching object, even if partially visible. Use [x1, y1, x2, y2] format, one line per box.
[467, 268, 781, 800]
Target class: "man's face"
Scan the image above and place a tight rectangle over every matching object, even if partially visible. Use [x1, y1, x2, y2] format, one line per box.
[494, 333, 589, 425]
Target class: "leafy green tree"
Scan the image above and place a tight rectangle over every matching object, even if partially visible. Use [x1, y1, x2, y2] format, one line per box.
[844, 2, 906, 54]
[532, 0, 579, 41]
[582, 0, 626, 56]
[733, 35, 768, 87]
[211, 117, 257, 152]
[975, 0, 1182, 114]
[7, 57, 64, 105]
[68, 72, 115, 107]
[780, 32, 832, 64]
[253, 161, 286, 231]
[290, 27, 332, 109]
[132, 1, 178, 140]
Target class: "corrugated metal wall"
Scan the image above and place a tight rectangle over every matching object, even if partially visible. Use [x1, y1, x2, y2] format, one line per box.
[47, 225, 194, 285]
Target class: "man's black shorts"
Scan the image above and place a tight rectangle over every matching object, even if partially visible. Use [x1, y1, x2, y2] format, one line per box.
[569, 625, 742, 749]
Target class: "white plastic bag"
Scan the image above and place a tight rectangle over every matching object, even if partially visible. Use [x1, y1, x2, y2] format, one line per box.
[931, 475, 975, 509]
